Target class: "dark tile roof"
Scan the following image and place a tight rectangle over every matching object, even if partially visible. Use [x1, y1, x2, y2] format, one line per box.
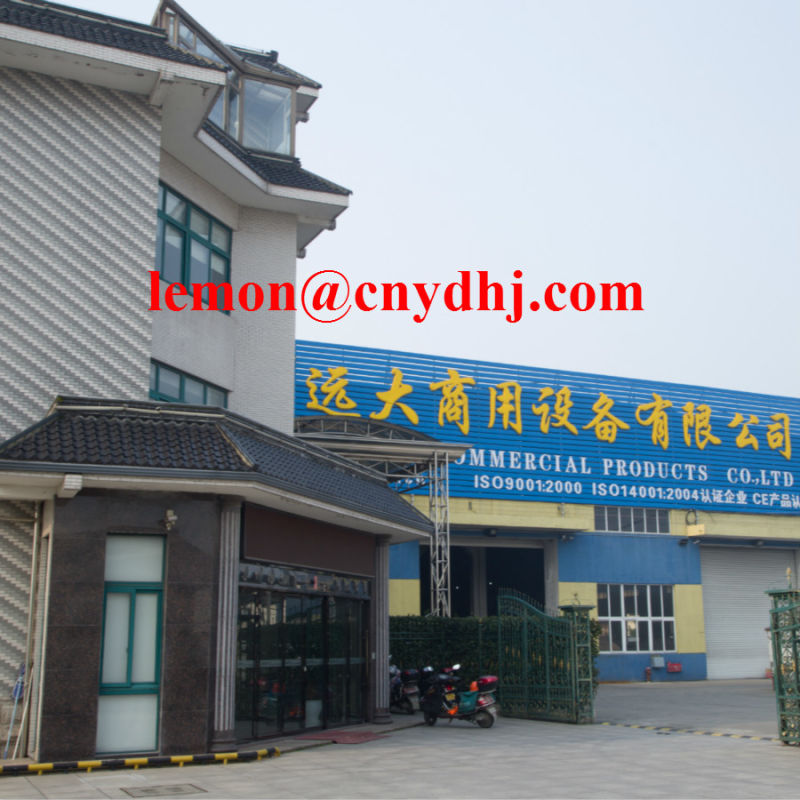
[0, 0, 225, 70]
[0, 398, 430, 532]
[203, 122, 351, 196]
[231, 47, 321, 90]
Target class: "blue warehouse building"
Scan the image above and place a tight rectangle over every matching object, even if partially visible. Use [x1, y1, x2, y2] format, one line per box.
[295, 341, 800, 683]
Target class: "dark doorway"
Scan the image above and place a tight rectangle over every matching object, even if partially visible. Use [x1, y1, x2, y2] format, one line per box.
[487, 547, 544, 613]
[450, 547, 472, 617]
[419, 544, 545, 616]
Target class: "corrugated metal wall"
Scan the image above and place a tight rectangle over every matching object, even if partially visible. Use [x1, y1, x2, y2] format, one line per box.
[0, 66, 161, 441]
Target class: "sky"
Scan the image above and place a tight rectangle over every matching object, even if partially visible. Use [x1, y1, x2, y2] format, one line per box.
[79, 0, 800, 397]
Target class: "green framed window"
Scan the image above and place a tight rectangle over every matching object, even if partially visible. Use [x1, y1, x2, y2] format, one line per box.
[155, 183, 232, 310]
[100, 586, 163, 692]
[150, 361, 228, 408]
[97, 535, 165, 755]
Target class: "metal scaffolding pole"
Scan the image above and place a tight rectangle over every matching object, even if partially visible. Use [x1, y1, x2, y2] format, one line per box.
[428, 451, 451, 617]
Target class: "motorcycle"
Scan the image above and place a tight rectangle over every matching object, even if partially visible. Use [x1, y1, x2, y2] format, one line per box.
[389, 664, 419, 714]
[420, 663, 498, 728]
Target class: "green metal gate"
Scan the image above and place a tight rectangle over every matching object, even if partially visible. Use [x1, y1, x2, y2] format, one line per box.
[497, 589, 594, 724]
[768, 589, 800, 745]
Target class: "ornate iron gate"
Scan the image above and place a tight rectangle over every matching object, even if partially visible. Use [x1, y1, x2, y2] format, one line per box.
[768, 589, 800, 745]
[497, 590, 594, 724]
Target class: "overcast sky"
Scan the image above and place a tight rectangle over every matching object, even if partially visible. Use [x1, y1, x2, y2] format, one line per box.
[80, 0, 800, 397]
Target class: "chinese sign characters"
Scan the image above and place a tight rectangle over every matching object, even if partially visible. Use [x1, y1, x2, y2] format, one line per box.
[296, 342, 800, 515]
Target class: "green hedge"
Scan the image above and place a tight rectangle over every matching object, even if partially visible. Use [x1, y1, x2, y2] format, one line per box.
[390, 614, 601, 693]
[389, 616, 500, 681]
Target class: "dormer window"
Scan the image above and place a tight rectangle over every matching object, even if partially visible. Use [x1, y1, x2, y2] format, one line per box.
[242, 80, 292, 154]
[163, 8, 296, 158]
[177, 19, 227, 66]
[208, 75, 294, 156]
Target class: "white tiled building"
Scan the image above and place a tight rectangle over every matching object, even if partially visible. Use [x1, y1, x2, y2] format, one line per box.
[0, 0, 350, 441]
[0, 0, 429, 761]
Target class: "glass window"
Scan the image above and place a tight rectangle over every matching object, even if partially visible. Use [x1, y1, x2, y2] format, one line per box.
[211, 223, 230, 252]
[156, 365, 181, 401]
[164, 11, 175, 42]
[650, 585, 662, 616]
[183, 376, 205, 405]
[609, 584, 621, 617]
[178, 21, 195, 50]
[597, 584, 608, 617]
[155, 183, 232, 312]
[105, 535, 164, 582]
[190, 209, 210, 239]
[101, 593, 130, 684]
[242, 79, 292, 155]
[196, 38, 226, 66]
[168, 17, 295, 155]
[624, 585, 636, 616]
[209, 93, 225, 128]
[163, 190, 186, 223]
[228, 88, 240, 139]
[98, 535, 164, 754]
[150, 361, 228, 408]
[206, 386, 227, 408]
[594, 507, 670, 534]
[596, 583, 676, 653]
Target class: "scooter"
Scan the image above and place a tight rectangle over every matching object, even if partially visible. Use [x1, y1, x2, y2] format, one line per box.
[420, 663, 498, 728]
[389, 664, 419, 714]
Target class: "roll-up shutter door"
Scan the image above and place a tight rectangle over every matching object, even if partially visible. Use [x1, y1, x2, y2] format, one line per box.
[701, 547, 798, 679]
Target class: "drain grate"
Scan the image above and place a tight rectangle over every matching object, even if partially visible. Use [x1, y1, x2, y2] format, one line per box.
[122, 785, 207, 797]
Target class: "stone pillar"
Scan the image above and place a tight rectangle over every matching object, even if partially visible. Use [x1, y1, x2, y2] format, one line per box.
[211, 499, 241, 749]
[372, 537, 391, 723]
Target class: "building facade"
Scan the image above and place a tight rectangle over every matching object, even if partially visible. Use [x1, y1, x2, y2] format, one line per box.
[0, 0, 430, 760]
[295, 341, 800, 683]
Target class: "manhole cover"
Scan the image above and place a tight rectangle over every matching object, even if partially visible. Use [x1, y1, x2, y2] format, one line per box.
[122, 785, 207, 797]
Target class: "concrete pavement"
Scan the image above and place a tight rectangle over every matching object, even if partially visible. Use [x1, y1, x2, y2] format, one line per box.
[0, 680, 795, 799]
[595, 678, 779, 739]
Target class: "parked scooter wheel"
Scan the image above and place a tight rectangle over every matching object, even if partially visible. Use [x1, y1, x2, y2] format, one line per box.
[423, 711, 437, 726]
[400, 696, 414, 715]
[475, 710, 494, 728]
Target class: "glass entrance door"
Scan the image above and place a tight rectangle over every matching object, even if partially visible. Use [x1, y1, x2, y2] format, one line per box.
[235, 589, 367, 740]
[326, 597, 366, 726]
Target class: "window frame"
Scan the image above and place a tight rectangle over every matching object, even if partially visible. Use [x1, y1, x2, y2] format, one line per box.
[155, 183, 232, 311]
[99, 583, 164, 695]
[594, 506, 670, 534]
[150, 361, 228, 408]
[165, 12, 297, 157]
[596, 583, 676, 654]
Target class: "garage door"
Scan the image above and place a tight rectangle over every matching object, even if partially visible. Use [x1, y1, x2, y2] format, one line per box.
[701, 547, 798, 679]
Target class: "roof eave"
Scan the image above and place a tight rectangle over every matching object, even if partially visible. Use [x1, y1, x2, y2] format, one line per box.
[0, 465, 432, 543]
[0, 20, 225, 93]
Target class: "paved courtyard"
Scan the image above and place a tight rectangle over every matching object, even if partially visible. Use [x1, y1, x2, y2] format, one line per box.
[1, 680, 796, 799]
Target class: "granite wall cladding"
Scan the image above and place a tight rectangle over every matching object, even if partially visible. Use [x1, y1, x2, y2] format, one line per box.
[38, 491, 219, 761]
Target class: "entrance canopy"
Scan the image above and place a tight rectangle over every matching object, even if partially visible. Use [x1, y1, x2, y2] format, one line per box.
[0, 397, 433, 542]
